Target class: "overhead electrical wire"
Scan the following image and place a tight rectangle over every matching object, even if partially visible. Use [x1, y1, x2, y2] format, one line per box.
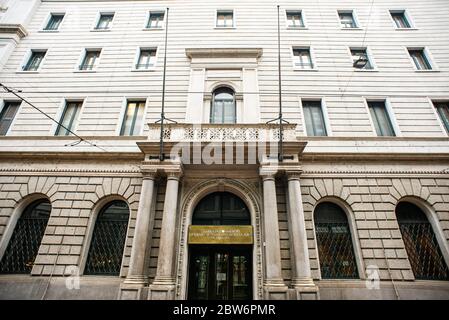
[0, 83, 108, 152]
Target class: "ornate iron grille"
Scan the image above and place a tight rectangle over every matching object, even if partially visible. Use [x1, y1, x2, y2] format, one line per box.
[399, 222, 449, 280]
[84, 201, 129, 276]
[316, 222, 359, 279]
[0, 200, 51, 274]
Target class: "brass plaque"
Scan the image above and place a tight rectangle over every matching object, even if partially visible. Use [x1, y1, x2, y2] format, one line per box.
[188, 225, 253, 244]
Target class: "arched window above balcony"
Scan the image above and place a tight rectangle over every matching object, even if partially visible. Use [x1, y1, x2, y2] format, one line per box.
[211, 87, 236, 124]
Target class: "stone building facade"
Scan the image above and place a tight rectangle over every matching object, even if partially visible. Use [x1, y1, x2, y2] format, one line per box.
[0, 0, 448, 300]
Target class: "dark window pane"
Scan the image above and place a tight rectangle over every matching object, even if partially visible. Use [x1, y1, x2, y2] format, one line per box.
[408, 49, 432, 70]
[96, 14, 114, 29]
[192, 192, 250, 226]
[84, 200, 129, 276]
[286, 11, 304, 28]
[396, 202, 449, 280]
[55, 101, 82, 136]
[434, 102, 449, 133]
[120, 101, 145, 136]
[368, 101, 395, 136]
[24, 51, 46, 71]
[303, 100, 327, 136]
[147, 11, 165, 28]
[211, 87, 236, 124]
[0, 101, 20, 135]
[391, 12, 410, 28]
[339, 12, 356, 28]
[315, 202, 358, 279]
[45, 14, 64, 30]
[0, 200, 51, 274]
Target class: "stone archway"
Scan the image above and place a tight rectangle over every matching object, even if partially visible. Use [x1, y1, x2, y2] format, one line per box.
[175, 178, 263, 300]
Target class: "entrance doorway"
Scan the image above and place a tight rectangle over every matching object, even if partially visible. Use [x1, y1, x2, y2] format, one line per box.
[188, 245, 252, 300]
[187, 192, 253, 300]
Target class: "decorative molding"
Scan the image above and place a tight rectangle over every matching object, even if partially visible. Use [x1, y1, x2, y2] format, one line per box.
[175, 178, 264, 299]
[186, 48, 263, 59]
[0, 23, 28, 38]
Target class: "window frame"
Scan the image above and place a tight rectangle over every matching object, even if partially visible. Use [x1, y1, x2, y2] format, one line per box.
[132, 47, 158, 71]
[337, 10, 361, 30]
[312, 198, 365, 280]
[389, 9, 416, 30]
[92, 11, 115, 31]
[406, 47, 437, 72]
[395, 198, 449, 280]
[285, 9, 307, 29]
[291, 46, 317, 71]
[117, 98, 148, 136]
[81, 199, 130, 276]
[0, 100, 22, 136]
[41, 12, 65, 32]
[349, 46, 377, 71]
[215, 9, 235, 29]
[54, 99, 84, 136]
[76, 48, 102, 72]
[431, 99, 449, 136]
[19, 49, 47, 72]
[364, 98, 400, 137]
[300, 98, 331, 137]
[210, 87, 237, 124]
[144, 9, 166, 30]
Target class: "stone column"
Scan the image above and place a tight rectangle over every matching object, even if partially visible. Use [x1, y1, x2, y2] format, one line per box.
[148, 166, 183, 300]
[260, 166, 288, 299]
[286, 170, 319, 300]
[119, 169, 157, 300]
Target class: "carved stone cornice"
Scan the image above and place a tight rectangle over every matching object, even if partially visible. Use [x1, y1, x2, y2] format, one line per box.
[186, 48, 263, 59]
[0, 23, 28, 39]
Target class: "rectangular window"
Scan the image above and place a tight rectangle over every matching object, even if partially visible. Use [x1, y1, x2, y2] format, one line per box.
[293, 47, 313, 69]
[302, 100, 327, 136]
[44, 13, 64, 30]
[96, 13, 114, 30]
[408, 49, 432, 70]
[55, 101, 82, 136]
[120, 101, 145, 136]
[434, 101, 449, 134]
[390, 11, 411, 28]
[339, 11, 357, 28]
[79, 49, 101, 70]
[216, 10, 234, 28]
[147, 11, 165, 29]
[351, 48, 373, 70]
[0, 101, 20, 135]
[136, 48, 157, 69]
[23, 50, 46, 71]
[286, 10, 304, 28]
[368, 101, 395, 136]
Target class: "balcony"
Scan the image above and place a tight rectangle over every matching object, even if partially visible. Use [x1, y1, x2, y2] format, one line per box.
[147, 123, 298, 143]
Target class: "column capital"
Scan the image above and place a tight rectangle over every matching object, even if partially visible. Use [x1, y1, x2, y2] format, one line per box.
[259, 166, 278, 180]
[285, 169, 303, 180]
[163, 165, 184, 180]
[141, 168, 158, 179]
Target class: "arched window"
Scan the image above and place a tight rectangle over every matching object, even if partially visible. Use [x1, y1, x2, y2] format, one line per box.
[85, 200, 129, 276]
[0, 199, 51, 274]
[396, 202, 449, 280]
[211, 87, 236, 124]
[314, 202, 358, 279]
[192, 192, 250, 225]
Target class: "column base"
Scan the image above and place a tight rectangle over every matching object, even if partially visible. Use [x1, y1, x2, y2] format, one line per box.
[290, 278, 319, 300]
[148, 281, 176, 300]
[118, 283, 148, 300]
[263, 280, 289, 300]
